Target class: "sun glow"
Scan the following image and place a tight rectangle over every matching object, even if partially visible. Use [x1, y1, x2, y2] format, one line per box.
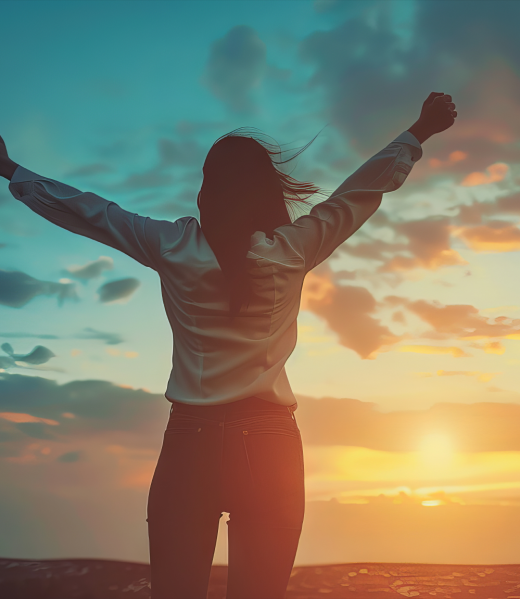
[419, 433, 454, 468]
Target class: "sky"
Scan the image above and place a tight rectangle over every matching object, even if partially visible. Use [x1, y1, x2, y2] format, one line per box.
[2, 0, 520, 566]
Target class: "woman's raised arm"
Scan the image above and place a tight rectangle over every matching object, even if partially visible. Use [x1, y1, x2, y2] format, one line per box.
[0, 133, 183, 272]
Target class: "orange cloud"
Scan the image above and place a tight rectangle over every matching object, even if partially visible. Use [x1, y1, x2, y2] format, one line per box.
[378, 218, 467, 273]
[469, 341, 506, 355]
[428, 150, 468, 169]
[0, 412, 59, 425]
[436, 370, 500, 383]
[388, 297, 520, 340]
[302, 264, 403, 359]
[398, 345, 469, 357]
[460, 162, 509, 187]
[452, 222, 520, 252]
[461, 162, 509, 187]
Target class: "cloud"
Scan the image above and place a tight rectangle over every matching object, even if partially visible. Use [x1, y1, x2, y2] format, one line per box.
[452, 221, 520, 253]
[96, 278, 140, 303]
[0, 270, 79, 308]
[201, 25, 267, 113]
[0, 373, 162, 437]
[341, 218, 468, 274]
[0, 328, 124, 347]
[297, 0, 520, 170]
[1, 343, 56, 366]
[150, 186, 200, 214]
[105, 348, 139, 359]
[460, 163, 509, 187]
[0, 332, 59, 340]
[3, 373, 520, 459]
[338, 217, 469, 280]
[0, 356, 16, 369]
[397, 345, 470, 358]
[436, 370, 500, 383]
[294, 393, 520, 452]
[401, 298, 520, 340]
[63, 256, 114, 281]
[73, 327, 124, 345]
[157, 138, 205, 168]
[382, 218, 468, 272]
[301, 263, 403, 359]
[116, 167, 174, 191]
[303, 263, 520, 357]
[332, 186, 520, 281]
[0, 373, 168, 462]
[13, 422, 58, 440]
[0, 412, 59, 425]
[427, 150, 468, 171]
[65, 163, 114, 178]
[469, 341, 506, 355]
[56, 450, 83, 463]
[453, 191, 520, 226]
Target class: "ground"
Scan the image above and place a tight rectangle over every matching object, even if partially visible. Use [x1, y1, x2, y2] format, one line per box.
[1, 558, 520, 598]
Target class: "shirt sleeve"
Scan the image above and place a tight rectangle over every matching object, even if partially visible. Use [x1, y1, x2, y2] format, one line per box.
[8, 167, 183, 271]
[270, 130, 423, 273]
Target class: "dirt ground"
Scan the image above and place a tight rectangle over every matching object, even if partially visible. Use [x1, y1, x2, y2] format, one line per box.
[1, 558, 520, 598]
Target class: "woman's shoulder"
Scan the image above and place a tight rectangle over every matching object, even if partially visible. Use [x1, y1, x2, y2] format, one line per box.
[247, 229, 305, 271]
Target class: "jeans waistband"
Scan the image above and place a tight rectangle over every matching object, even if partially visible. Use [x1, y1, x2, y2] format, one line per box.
[169, 396, 298, 418]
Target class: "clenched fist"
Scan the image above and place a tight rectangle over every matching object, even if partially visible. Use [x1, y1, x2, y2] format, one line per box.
[418, 92, 457, 136]
[0, 134, 8, 163]
[0, 134, 19, 181]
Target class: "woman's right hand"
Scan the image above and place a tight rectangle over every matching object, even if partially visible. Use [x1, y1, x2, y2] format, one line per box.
[417, 92, 457, 136]
[0, 134, 19, 180]
[0, 134, 9, 163]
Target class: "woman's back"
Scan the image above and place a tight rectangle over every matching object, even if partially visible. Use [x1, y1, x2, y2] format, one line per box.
[159, 216, 304, 407]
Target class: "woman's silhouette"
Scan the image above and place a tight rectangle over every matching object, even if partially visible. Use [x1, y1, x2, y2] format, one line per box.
[0, 91, 456, 599]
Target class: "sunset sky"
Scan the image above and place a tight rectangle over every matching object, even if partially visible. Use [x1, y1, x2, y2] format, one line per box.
[2, 0, 520, 566]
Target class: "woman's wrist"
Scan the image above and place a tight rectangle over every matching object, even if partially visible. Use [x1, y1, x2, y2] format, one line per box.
[407, 120, 432, 145]
[0, 158, 19, 181]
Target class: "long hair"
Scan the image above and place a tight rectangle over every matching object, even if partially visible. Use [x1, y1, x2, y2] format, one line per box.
[197, 126, 331, 319]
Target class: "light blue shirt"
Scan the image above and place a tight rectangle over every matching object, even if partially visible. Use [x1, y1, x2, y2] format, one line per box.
[9, 130, 422, 406]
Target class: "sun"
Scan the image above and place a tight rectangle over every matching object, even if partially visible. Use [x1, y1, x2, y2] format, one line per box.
[419, 433, 454, 468]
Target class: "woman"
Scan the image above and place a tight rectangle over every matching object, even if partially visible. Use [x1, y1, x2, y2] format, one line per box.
[0, 91, 456, 599]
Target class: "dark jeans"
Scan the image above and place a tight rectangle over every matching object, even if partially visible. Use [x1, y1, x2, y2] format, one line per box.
[146, 396, 305, 599]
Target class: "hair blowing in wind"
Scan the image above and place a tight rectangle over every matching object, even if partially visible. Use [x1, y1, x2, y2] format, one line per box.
[197, 126, 330, 319]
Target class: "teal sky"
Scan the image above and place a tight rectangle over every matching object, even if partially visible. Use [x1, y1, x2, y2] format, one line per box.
[3, 0, 520, 565]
